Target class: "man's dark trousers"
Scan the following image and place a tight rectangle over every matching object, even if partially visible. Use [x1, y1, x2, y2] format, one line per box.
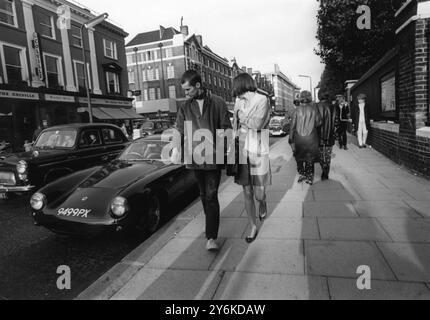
[193, 169, 222, 240]
[338, 122, 348, 147]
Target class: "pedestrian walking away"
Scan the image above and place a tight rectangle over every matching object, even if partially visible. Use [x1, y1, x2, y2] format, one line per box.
[289, 90, 322, 185]
[352, 93, 371, 149]
[335, 95, 350, 150]
[317, 93, 337, 180]
[175, 70, 232, 252]
[232, 73, 272, 244]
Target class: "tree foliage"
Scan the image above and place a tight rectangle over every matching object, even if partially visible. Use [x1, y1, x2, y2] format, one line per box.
[316, 0, 403, 98]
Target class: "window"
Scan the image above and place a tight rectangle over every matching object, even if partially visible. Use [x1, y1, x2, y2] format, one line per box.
[165, 48, 173, 58]
[167, 64, 174, 79]
[106, 72, 120, 94]
[73, 61, 88, 91]
[126, 55, 133, 65]
[39, 12, 55, 39]
[102, 128, 123, 144]
[154, 50, 158, 60]
[381, 71, 396, 113]
[156, 87, 161, 99]
[143, 89, 148, 101]
[146, 51, 152, 61]
[155, 68, 159, 80]
[0, 0, 16, 27]
[3, 45, 24, 84]
[169, 85, 176, 99]
[149, 88, 156, 100]
[208, 74, 212, 85]
[104, 39, 117, 59]
[79, 130, 102, 148]
[147, 68, 154, 81]
[44, 55, 63, 88]
[128, 70, 135, 84]
[202, 71, 206, 83]
[142, 69, 147, 81]
[71, 24, 82, 47]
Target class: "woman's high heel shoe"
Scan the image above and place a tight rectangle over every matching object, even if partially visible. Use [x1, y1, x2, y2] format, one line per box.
[246, 227, 259, 243]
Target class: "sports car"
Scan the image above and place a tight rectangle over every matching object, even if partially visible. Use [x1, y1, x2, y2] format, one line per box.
[31, 135, 197, 238]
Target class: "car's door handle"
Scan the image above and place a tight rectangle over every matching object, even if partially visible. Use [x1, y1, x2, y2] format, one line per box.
[68, 156, 78, 160]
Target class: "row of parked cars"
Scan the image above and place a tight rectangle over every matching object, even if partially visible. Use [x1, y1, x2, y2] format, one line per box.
[0, 123, 196, 239]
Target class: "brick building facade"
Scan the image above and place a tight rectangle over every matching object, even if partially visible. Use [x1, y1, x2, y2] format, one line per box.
[0, 0, 134, 151]
[350, 0, 430, 177]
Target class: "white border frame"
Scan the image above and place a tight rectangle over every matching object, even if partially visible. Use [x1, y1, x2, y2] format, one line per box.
[103, 38, 117, 60]
[39, 12, 56, 40]
[105, 71, 120, 94]
[72, 59, 91, 90]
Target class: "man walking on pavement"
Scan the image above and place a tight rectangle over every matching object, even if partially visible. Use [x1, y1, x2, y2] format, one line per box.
[335, 95, 350, 150]
[317, 93, 337, 180]
[175, 70, 232, 251]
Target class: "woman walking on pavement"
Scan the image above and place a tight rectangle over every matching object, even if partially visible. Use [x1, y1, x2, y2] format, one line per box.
[232, 73, 272, 244]
[289, 91, 322, 185]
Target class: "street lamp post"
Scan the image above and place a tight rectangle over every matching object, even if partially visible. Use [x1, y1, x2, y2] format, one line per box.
[299, 74, 313, 101]
[158, 42, 165, 99]
[81, 13, 109, 123]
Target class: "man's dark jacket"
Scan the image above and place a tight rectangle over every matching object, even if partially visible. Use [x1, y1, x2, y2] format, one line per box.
[176, 91, 232, 170]
[317, 99, 336, 147]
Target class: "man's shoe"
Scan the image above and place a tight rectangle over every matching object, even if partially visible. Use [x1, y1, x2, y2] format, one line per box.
[206, 239, 219, 252]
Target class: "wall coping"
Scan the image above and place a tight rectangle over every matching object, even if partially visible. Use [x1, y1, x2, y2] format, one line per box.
[371, 121, 400, 133]
[417, 126, 430, 138]
[395, 0, 414, 17]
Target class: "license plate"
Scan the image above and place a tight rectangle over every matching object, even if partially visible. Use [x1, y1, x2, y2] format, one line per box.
[0, 193, 8, 200]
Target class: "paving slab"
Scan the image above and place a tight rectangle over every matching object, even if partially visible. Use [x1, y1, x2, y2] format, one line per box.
[356, 188, 414, 201]
[377, 242, 430, 282]
[266, 190, 314, 203]
[210, 239, 304, 275]
[249, 218, 319, 240]
[353, 201, 421, 218]
[328, 277, 430, 300]
[177, 217, 248, 239]
[318, 218, 391, 241]
[220, 202, 245, 218]
[111, 269, 223, 300]
[406, 201, 430, 218]
[304, 202, 358, 218]
[264, 201, 303, 219]
[377, 218, 430, 243]
[313, 189, 362, 202]
[214, 272, 329, 300]
[305, 240, 396, 280]
[144, 238, 224, 271]
[402, 189, 430, 201]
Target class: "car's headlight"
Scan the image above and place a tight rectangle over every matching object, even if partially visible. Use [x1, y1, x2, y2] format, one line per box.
[110, 196, 129, 218]
[30, 193, 46, 211]
[17, 160, 28, 174]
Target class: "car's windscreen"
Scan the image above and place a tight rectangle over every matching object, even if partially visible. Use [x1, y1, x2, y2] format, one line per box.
[35, 130, 77, 149]
[119, 140, 170, 161]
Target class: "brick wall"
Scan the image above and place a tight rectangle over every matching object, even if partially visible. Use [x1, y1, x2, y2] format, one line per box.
[368, 125, 399, 162]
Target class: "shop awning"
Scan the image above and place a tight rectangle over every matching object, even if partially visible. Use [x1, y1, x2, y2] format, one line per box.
[100, 107, 130, 120]
[121, 108, 144, 119]
[92, 107, 114, 120]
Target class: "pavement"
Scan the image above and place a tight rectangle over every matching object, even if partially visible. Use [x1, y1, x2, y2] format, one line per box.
[77, 135, 430, 300]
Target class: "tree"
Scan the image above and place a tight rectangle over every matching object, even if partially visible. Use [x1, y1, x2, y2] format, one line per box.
[318, 63, 344, 100]
[316, 0, 403, 94]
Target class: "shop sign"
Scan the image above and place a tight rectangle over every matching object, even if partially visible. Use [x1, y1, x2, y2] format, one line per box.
[33, 33, 45, 81]
[45, 94, 76, 103]
[0, 90, 39, 100]
[78, 97, 132, 107]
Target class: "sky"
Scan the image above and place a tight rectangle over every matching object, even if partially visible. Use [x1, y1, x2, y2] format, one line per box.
[79, 0, 325, 93]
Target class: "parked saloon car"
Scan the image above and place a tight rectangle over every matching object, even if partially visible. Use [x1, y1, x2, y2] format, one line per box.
[0, 124, 128, 199]
[31, 135, 197, 237]
[269, 117, 288, 137]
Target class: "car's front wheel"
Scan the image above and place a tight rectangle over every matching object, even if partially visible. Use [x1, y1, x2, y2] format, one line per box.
[135, 195, 161, 238]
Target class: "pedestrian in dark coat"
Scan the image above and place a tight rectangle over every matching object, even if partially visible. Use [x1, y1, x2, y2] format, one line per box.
[289, 91, 322, 185]
[175, 70, 232, 252]
[317, 94, 337, 180]
[335, 95, 350, 150]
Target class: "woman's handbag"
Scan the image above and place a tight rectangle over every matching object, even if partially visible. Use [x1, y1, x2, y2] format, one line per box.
[226, 111, 240, 177]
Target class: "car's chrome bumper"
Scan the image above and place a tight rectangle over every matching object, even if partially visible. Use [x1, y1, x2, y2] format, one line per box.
[0, 185, 35, 193]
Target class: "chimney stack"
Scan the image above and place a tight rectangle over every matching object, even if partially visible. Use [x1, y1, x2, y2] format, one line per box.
[195, 35, 203, 46]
